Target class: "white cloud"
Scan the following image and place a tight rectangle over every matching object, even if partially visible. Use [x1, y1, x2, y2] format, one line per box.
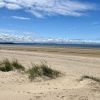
[6, 3, 21, 10]
[0, 1, 21, 10]
[0, 29, 100, 43]
[0, 28, 36, 37]
[0, 33, 32, 42]
[11, 16, 31, 20]
[0, 32, 100, 44]
[0, 1, 5, 8]
[0, 0, 95, 18]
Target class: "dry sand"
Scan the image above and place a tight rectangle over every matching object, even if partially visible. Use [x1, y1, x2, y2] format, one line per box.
[0, 45, 100, 100]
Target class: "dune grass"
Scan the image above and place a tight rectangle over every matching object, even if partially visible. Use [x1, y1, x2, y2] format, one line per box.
[0, 59, 61, 81]
[27, 63, 61, 81]
[12, 59, 25, 71]
[0, 59, 25, 72]
[80, 75, 100, 83]
[0, 59, 13, 72]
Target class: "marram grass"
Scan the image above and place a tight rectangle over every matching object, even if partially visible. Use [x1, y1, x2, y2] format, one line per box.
[0, 59, 61, 81]
[27, 63, 61, 81]
[80, 75, 100, 83]
[0, 59, 25, 72]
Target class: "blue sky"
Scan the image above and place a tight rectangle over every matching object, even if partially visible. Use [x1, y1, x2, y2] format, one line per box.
[0, 0, 100, 42]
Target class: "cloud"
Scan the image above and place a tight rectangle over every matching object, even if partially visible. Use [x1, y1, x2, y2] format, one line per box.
[0, 32, 100, 44]
[0, 28, 35, 36]
[0, 29, 100, 43]
[0, 0, 96, 18]
[0, 33, 32, 42]
[11, 16, 31, 20]
[0, 1, 21, 10]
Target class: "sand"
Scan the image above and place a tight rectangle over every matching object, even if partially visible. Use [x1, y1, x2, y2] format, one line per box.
[0, 46, 100, 100]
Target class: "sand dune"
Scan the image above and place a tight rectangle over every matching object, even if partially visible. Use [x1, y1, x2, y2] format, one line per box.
[0, 49, 100, 100]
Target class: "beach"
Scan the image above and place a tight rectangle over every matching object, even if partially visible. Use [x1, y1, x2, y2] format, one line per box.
[0, 45, 100, 100]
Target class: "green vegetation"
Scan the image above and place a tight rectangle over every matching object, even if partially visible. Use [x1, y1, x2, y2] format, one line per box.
[12, 59, 25, 71]
[0, 59, 25, 72]
[0, 59, 13, 72]
[27, 63, 60, 81]
[0, 59, 61, 81]
[80, 75, 100, 83]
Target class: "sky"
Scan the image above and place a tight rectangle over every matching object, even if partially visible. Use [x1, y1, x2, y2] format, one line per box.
[0, 0, 100, 42]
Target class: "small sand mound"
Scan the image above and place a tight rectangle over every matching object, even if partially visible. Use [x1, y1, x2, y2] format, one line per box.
[79, 77, 100, 93]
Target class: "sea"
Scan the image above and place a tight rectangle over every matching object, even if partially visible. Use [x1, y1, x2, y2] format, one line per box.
[1, 42, 100, 48]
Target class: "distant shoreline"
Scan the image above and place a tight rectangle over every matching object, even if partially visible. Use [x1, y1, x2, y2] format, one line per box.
[0, 44, 100, 57]
[0, 42, 100, 48]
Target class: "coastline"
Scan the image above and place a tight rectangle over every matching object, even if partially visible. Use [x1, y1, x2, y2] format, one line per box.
[0, 44, 100, 57]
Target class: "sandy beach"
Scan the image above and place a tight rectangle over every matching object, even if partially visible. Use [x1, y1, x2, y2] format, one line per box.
[0, 45, 100, 100]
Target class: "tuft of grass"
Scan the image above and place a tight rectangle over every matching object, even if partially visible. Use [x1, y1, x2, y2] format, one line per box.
[27, 64, 42, 80]
[0, 59, 25, 72]
[12, 59, 25, 71]
[0, 59, 13, 72]
[80, 75, 100, 83]
[27, 63, 60, 81]
[41, 63, 60, 78]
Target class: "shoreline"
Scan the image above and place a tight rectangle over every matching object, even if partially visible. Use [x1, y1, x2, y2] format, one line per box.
[0, 44, 100, 57]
